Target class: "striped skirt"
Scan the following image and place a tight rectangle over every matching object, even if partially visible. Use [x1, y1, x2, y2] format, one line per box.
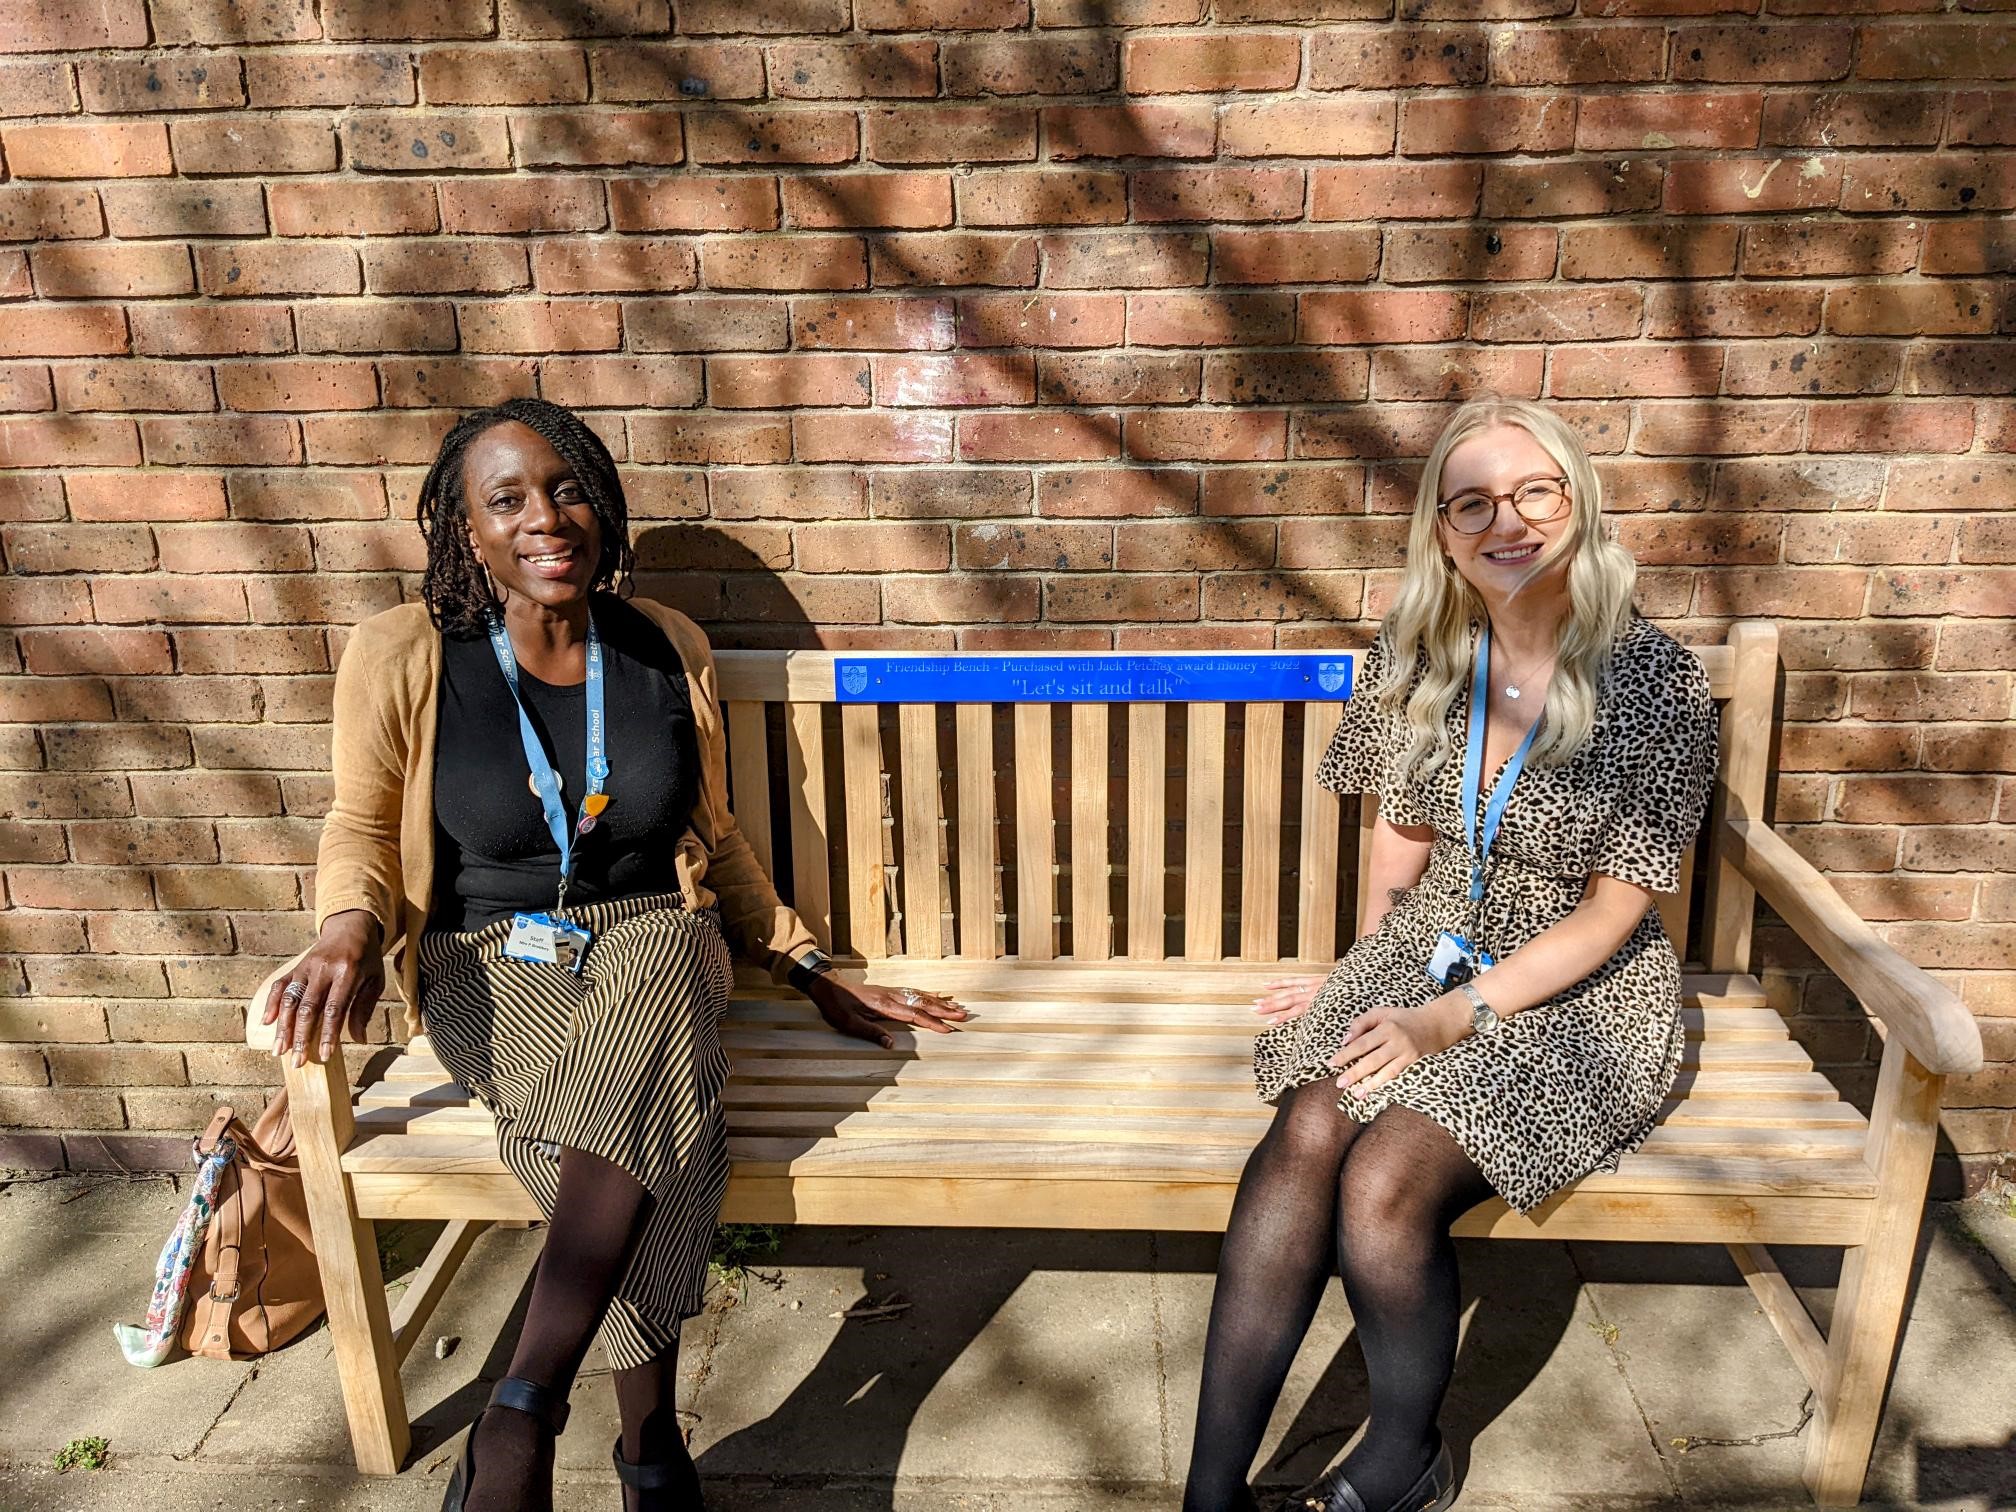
[417, 892, 734, 1370]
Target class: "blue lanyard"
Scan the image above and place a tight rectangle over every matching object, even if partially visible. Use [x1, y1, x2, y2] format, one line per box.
[1460, 623, 1542, 905]
[485, 611, 609, 916]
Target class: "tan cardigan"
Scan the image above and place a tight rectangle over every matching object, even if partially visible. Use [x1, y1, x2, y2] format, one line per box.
[314, 597, 819, 1040]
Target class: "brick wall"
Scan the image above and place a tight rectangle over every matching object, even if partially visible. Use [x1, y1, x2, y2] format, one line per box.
[0, 1, 2010, 1186]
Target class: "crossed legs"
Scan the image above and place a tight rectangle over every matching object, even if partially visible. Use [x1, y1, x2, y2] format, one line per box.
[1184, 1083, 1494, 1512]
[465, 1145, 702, 1512]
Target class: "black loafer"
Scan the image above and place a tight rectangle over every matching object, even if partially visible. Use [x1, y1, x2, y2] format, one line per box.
[1277, 1437, 1457, 1512]
[440, 1376, 571, 1511]
[612, 1435, 704, 1509]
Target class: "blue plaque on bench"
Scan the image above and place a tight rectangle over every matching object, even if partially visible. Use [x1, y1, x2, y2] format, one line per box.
[831, 653, 1356, 704]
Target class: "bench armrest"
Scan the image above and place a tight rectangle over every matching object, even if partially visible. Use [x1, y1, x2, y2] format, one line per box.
[1721, 816, 1984, 1077]
[244, 951, 310, 1051]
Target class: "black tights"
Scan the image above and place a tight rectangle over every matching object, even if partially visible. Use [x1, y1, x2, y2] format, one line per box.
[466, 1146, 704, 1512]
[1183, 1081, 1494, 1512]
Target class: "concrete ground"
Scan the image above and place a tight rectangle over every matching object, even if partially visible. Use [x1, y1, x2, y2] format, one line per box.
[1, 1173, 2013, 1512]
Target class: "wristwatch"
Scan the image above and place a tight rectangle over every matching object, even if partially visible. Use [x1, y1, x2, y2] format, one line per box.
[787, 949, 837, 993]
[1458, 981, 1500, 1037]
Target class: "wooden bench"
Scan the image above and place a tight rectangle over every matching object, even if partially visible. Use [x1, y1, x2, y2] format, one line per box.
[247, 620, 1983, 1507]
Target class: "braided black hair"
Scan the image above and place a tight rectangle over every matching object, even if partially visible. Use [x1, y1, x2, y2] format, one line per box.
[416, 397, 635, 639]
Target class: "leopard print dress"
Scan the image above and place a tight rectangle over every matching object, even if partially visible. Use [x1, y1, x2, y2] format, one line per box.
[1252, 612, 1719, 1214]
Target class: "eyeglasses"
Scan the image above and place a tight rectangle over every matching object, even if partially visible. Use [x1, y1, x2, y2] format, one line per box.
[1436, 477, 1571, 536]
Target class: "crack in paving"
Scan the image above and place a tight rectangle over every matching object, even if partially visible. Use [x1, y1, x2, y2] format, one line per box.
[1147, 1232, 1172, 1482]
[1567, 1245, 1684, 1500]
[1670, 1391, 1815, 1455]
[171, 1361, 261, 1464]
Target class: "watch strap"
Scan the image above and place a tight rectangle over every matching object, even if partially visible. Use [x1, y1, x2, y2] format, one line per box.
[787, 950, 836, 992]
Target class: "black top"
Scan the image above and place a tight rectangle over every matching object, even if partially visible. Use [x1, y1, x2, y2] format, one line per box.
[429, 594, 701, 932]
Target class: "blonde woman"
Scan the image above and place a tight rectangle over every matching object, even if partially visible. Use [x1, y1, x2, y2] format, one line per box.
[1183, 398, 1719, 1512]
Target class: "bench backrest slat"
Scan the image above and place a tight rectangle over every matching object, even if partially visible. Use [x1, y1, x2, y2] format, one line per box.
[713, 634, 1767, 971]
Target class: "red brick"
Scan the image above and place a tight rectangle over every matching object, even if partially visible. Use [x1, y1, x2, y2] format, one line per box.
[420, 45, 587, 104]
[943, 37, 1116, 95]
[20, 629, 171, 676]
[794, 296, 956, 351]
[367, 244, 528, 300]
[1740, 221, 1920, 278]
[535, 356, 701, 409]
[323, 0, 492, 37]
[795, 411, 952, 463]
[713, 469, 865, 519]
[1207, 0, 1386, 16]
[1871, 566, 2016, 617]
[66, 473, 224, 524]
[1922, 221, 2016, 277]
[1614, 515, 1783, 567]
[498, 0, 668, 35]
[783, 173, 952, 229]
[33, 244, 194, 300]
[1040, 468, 1198, 518]
[1045, 574, 1198, 622]
[1553, 347, 1725, 402]
[1762, 90, 1945, 147]
[1308, 27, 1486, 87]
[1857, 24, 2016, 80]
[872, 233, 1039, 288]
[0, 474, 64, 522]
[340, 112, 512, 171]
[100, 182, 267, 240]
[0, 417, 140, 468]
[1127, 410, 1285, 462]
[1470, 287, 1638, 343]
[0, 252, 25, 298]
[1809, 400, 1975, 453]
[1825, 282, 2004, 336]
[889, 579, 1039, 625]
[1712, 456, 1882, 512]
[1647, 284, 1821, 338]
[856, 0, 1025, 27]
[875, 353, 1034, 406]
[869, 106, 1037, 164]
[1493, 26, 1667, 84]
[1041, 230, 1210, 288]
[1201, 465, 1366, 517]
[0, 186, 102, 243]
[0, 677, 113, 722]
[530, 240, 698, 295]
[1723, 340, 1899, 396]
[1038, 352, 1197, 405]
[441, 178, 606, 234]
[587, 43, 768, 99]
[795, 521, 952, 573]
[458, 300, 620, 353]
[625, 296, 788, 352]
[1382, 226, 1556, 283]
[1694, 566, 1867, 618]
[216, 360, 378, 413]
[1842, 154, 2016, 214]
[1663, 155, 1840, 214]
[959, 169, 1127, 227]
[0, 60, 76, 116]
[196, 243, 360, 298]
[53, 362, 214, 414]
[1673, 25, 1852, 80]
[771, 40, 940, 98]
[296, 300, 454, 355]
[632, 414, 792, 464]
[702, 236, 867, 291]
[0, 0, 146, 50]
[1115, 519, 1274, 572]
[94, 576, 249, 624]
[0, 307, 124, 360]
[0, 578, 90, 628]
[245, 49, 416, 108]
[1311, 163, 1478, 221]
[951, 521, 1110, 570]
[80, 53, 245, 113]
[610, 176, 779, 232]
[171, 118, 335, 175]
[1216, 100, 1395, 160]
[141, 415, 301, 467]
[1635, 400, 1804, 454]
[956, 411, 1121, 461]
[1837, 777, 2000, 826]
[152, 0, 315, 42]
[270, 181, 438, 238]
[1889, 458, 2016, 514]
[302, 412, 454, 466]
[1951, 92, 2016, 147]
[1125, 292, 1291, 347]
[1399, 94, 1575, 156]
[42, 725, 191, 775]
[1199, 350, 1365, 404]
[1484, 159, 1665, 218]
[1045, 104, 1216, 160]
[128, 305, 289, 358]
[1372, 347, 1543, 401]
[707, 354, 871, 409]
[688, 109, 858, 165]
[1124, 33, 1300, 92]
[514, 111, 686, 167]
[4, 122, 170, 179]
[248, 577, 405, 625]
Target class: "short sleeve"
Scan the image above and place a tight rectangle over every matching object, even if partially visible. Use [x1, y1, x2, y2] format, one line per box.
[1315, 633, 1429, 826]
[1589, 648, 1719, 894]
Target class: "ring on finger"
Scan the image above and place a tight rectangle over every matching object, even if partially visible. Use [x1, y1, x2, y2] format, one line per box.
[899, 988, 922, 1007]
[281, 980, 307, 1006]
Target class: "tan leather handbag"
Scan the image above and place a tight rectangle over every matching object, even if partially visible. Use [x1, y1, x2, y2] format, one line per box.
[180, 1091, 326, 1359]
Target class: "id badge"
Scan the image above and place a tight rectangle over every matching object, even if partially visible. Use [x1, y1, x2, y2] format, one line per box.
[504, 911, 593, 975]
[1425, 929, 1494, 987]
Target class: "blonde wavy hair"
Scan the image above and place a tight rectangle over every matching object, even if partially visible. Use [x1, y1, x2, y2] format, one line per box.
[1371, 397, 1639, 784]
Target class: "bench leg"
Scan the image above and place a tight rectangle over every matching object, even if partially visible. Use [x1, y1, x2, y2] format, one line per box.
[286, 1050, 412, 1477]
[1803, 1044, 1941, 1508]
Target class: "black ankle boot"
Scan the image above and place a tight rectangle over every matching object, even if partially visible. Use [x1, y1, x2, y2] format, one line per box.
[612, 1436, 704, 1509]
[441, 1377, 572, 1512]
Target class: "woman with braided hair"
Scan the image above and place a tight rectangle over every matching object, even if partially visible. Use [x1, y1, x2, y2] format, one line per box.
[263, 397, 965, 1511]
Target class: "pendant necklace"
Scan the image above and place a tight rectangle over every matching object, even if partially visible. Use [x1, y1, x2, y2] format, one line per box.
[1495, 643, 1558, 702]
